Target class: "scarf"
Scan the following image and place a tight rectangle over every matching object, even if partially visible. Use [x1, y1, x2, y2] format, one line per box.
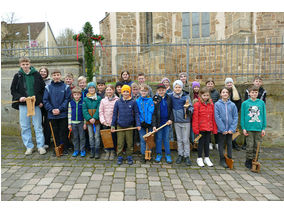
[19, 66, 37, 97]
[86, 93, 98, 100]
[172, 91, 183, 99]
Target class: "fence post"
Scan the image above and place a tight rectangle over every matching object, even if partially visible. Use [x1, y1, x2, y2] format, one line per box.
[186, 39, 189, 79]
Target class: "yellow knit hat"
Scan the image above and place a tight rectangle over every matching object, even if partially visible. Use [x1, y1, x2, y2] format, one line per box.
[121, 85, 131, 94]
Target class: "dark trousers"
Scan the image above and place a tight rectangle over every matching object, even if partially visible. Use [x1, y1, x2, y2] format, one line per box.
[50, 118, 68, 150]
[71, 122, 86, 151]
[101, 125, 117, 151]
[41, 108, 51, 146]
[198, 131, 211, 158]
[217, 133, 232, 159]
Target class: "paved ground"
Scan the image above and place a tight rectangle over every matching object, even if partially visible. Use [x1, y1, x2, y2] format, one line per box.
[1, 135, 284, 201]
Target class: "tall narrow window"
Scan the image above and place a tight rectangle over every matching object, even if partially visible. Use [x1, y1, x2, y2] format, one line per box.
[145, 12, 153, 44]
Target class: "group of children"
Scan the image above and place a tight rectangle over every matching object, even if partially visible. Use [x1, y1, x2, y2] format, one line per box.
[38, 68, 267, 170]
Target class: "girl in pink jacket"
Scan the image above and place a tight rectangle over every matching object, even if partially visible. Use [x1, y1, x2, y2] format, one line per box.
[99, 84, 119, 160]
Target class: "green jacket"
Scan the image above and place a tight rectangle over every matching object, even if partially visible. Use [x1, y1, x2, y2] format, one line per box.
[241, 99, 267, 131]
[82, 94, 102, 121]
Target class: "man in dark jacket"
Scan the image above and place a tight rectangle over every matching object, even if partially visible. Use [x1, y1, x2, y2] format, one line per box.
[10, 57, 46, 155]
[43, 69, 71, 155]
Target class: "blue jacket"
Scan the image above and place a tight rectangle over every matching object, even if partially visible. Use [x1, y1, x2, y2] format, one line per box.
[43, 81, 71, 119]
[170, 93, 194, 123]
[214, 99, 238, 133]
[111, 97, 140, 128]
[136, 96, 155, 125]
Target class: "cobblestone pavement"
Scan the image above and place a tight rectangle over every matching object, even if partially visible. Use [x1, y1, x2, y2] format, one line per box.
[1, 136, 284, 201]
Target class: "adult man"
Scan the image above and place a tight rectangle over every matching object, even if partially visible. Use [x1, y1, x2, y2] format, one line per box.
[10, 57, 46, 155]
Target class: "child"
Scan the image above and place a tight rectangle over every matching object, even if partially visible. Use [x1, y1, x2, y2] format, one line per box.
[78, 76, 88, 100]
[115, 81, 123, 98]
[64, 73, 75, 91]
[225, 77, 242, 151]
[161, 77, 172, 94]
[171, 80, 193, 166]
[242, 76, 267, 150]
[96, 79, 106, 99]
[214, 87, 238, 168]
[131, 83, 141, 100]
[152, 83, 173, 164]
[99, 84, 119, 160]
[39, 66, 51, 86]
[189, 81, 200, 146]
[241, 86, 266, 169]
[120, 71, 134, 86]
[111, 85, 141, 165]
[205, 78, 219, 150]
[68, 86, 87, 157]
[82, 82, 102, 159]
[192, 87, 217, 167]
[136, 84, 155, 163]
[179, 72, 190, 95]
[43, 69, 71, 156]
[137, 73, 154, 97]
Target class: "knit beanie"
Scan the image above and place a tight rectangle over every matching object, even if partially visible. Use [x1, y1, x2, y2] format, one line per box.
[173, 80, 183, 88]
[161, 77, 170, 84]
[225, 77, 234, 85]
[87, 82, 96, 90]
[121, 85, 131, 94]
[192, 81, 200, 89]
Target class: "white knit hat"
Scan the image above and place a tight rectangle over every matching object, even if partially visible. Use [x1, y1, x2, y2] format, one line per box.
[225, 77, 234, 85]
[173, 80, 184, 88]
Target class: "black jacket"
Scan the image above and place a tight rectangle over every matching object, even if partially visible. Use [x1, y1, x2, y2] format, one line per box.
[210, 89, 220, 104]
[10, 69, 45, 110]
[245, 86, 266, 104]
[152, 94, 174, 128]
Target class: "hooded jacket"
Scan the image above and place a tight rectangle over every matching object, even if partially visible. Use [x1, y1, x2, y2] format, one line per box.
[10, 67, 45, 109]
[214, 99, 238, 133]
[43, 81, 71, 119]
[136, 96, 155, 125]
[170, 92, 193, 123]
[99, 95, 119, 126]
[82, 93, 102, 122]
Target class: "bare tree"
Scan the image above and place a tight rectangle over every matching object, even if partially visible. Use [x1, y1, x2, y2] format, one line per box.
[56, 28, 78, 55]
[1, 12, 19, 24]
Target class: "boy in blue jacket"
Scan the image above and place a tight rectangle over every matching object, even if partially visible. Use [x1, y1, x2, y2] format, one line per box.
[214, 87, 238, 168]
[43, 70, 71, 155]
[111, 85, 141, 165]
[136, 84, 154, 163]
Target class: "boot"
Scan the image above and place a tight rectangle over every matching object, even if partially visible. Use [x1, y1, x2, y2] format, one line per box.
[245, 159, 253, 169]
[90, 148, 95, 159]
[184, 157, 192, 166]
[176, 155, 183, 164]
[95, 148, 100, 159]
[109, 150, 115, 160]
[140, 154, 146, 164]
[220, 158, 228, 168]
[232, 140, 240, 151]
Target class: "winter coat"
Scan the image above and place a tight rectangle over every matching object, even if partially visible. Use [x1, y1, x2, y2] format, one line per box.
[214, 99, 238, 133]
[210, 89, 220, 104]
[170, 92, 194, 123]
[245, 86, 266, 104]
[99, 95, 119, 126]
[192, 98, 217, 134]
[10, 67, 45, 109]
[152, 94, 174, 128]
[241, 99, 267, 131]
[136, 96, 155, 126]
[43, 81, 71, 119]
[111, 97, 140, 128]
[82, 94, 102, 123]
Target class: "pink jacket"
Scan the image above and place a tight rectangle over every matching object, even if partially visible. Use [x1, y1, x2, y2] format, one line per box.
[99, 96, 119, 126]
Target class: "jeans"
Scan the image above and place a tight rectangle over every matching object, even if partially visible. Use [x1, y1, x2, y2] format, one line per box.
[19, 105, 45, 149]
[198, 131, 211, 158]
[71, 122, 86, 151]
[139, 127, 153, 155]
[87, 124, 101, 149]
[155, 125, 170, 155]
[174, 123, 191, 157]
[217, 133, 232, 159]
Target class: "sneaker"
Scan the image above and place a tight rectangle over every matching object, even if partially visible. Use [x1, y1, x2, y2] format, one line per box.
[241, 144, 246, 150]
[165, 155, 173, 164]
[197, 157, 205, 167]
[209, 143, 213, 150]
[104, 151, 110, 160]
[63, 149, 69, 156]
[155, 154, 162, 163]
[204, 157, 214, 167]
[25, 148, 33, 155]
[215, 144, 218, 150]
[127, 156, 133, 165]
[245, 159, 252, 169]
[220, 159, 228, 168]
[44, 145, 49, 149]
[109, 151, 115, 160]
[72, 150, 79, 157]
[176, 155, 183, 164]
[184, 157, 192, 166]
[80, 150, 86, 157]
[38, 147, 47, 155]
[140, 155, 146, 164]
[117, 156, 123, 165]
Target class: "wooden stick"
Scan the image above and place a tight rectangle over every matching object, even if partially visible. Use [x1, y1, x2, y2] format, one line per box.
[193, 134, 202, 144]
[1, 100, 20, 105]
[113, 127, 138, 132]
[143, 123, 169, 139]
[254, 142, 261, 162]
[49, 122, 58, 148]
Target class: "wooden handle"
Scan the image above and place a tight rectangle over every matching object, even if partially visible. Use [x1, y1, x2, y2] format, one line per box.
[194, 134, 202, 144]
[156, 123, 169, 132]
[254, 142, 261, 161]
[49, 122, 57, 148]
[114, 127, 138, 132]
[1, 100, 20, 105]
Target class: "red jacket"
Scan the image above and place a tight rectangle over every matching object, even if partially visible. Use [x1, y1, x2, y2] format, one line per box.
[192, 99, 217, 134]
